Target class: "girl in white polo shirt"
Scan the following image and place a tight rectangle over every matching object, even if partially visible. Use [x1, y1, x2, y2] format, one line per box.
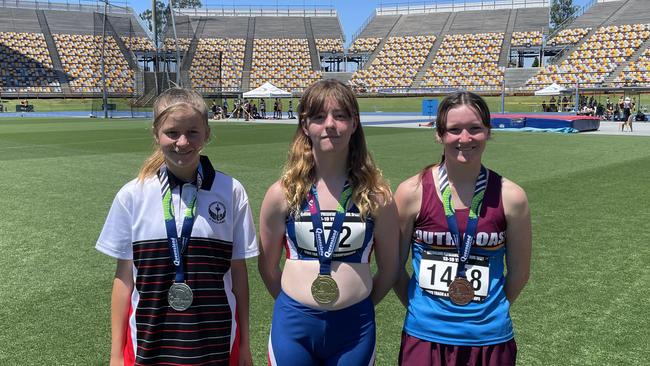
[97, 88, 258, 366]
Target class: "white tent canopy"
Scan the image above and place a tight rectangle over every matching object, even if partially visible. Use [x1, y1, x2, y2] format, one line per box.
[242, 82, 292, 98]
[534, 83, 568, 96]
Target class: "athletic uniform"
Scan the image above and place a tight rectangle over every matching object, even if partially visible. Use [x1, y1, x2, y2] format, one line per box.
[400, 167, 515, 364]
[268, 202, 376, 366]
[97, 156, 258, 366]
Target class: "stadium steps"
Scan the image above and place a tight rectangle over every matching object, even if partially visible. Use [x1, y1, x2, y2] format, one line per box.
[131, 81, 158, 107]
[100, 13, 139, 71]
[304, 17, 321, 72]
[504, 67, 539, 89]
[412, 12, 456, 87]
[36, 10, 71, 94]
[602, 0, 635, 26]
[603, 36, 650, 86]
[361, 15, 402, 70]
[134, 71, 145, 98]
[498, 9, 517, 67]
[180, 18, 207, 88]
[241, 17, 256, 91]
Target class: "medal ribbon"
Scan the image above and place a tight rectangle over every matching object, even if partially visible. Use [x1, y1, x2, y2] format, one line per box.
[307, 183, 353, 276]
[438, 164, 487, 278]
[158, 164, 203, 283]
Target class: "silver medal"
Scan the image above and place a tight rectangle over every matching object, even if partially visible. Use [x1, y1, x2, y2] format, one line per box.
[168, 282, 193, 311]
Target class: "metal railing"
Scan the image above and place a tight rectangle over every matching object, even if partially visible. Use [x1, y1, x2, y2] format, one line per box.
[376, 0, 550, 15]
[350, 10, 377, 46]
[0, 0, 131, 14]
[177, 5, 336, 18]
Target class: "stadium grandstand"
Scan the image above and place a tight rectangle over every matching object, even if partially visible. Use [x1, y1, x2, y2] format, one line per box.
[0, 0, 148, 99]
[347, 0, 650, 94]
[2, 0, 650, 104]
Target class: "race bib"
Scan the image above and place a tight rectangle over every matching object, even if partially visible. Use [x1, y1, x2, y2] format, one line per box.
[418, 250, 490, 303]
[294, 212, 366, 257]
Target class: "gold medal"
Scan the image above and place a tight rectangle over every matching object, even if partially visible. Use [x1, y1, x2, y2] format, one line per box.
[311, 275, 339, 305]
[448, 277, 474, 306]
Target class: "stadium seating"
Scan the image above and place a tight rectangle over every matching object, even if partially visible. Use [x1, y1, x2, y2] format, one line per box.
[547, 27, 591, 46]
[613, 47, 650, 86]
[0, 31, 61, 93]
[121, 36, 156, 52]
[422, 32, 505, 90]
[53, 33, 134, 93]
[348, 37, 382, 53]
[527, 24, 650, 88]
[316, 38, 344, 53]
[349, 35, 436, 92]
[163, 37, 191, 52]
[190, 38, 245, 92]
[250, 38, 321, 91]
[511, 31, 543, 47]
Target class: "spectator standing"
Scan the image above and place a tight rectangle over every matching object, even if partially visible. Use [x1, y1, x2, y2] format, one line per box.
[287, 99, 294, 119]
[623, 97, 632, 122]
[211, 100, 218, 120]
[260, 98, 266, 119]
[549, 96, 557, 112]
[273, 98, 279, 119]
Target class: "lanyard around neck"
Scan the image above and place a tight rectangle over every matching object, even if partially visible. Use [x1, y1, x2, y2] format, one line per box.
[307, 183, 353, 276]
[438, 164, 487, 278]
[158, 164, 203, 283]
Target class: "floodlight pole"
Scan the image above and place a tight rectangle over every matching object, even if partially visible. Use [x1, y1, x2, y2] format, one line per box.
[501, 67, 506, 113]
[101, 0, 109, 119]
[169, 0, 182, 86]
[574, 81, 579, 114]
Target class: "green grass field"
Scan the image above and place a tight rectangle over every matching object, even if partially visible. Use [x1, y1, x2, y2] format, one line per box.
[0, 118, 648, 365]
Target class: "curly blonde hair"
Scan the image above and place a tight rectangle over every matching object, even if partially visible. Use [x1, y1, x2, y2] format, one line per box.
[280, 79, 391, 219]
[137, 88, 209, 182]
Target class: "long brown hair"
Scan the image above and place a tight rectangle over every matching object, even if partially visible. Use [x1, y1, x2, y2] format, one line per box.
[137, 88, 209, 182]
[280, 79, 391, 219]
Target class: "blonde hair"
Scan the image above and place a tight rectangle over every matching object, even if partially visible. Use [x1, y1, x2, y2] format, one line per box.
[280, 79, 391, 219]
[137, 88, 209, 182]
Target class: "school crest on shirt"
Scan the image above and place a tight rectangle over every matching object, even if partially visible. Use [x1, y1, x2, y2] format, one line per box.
[208, 201, 227, 223]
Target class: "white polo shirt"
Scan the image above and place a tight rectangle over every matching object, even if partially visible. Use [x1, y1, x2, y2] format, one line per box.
[96, 156, 258, 365]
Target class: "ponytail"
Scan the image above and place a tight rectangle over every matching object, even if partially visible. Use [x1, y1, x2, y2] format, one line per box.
[137, 148, 165, 182]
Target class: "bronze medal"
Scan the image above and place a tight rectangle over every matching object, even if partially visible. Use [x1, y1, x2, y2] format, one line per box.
[168, 282, 193, 311]
[311, 275, 339, 305]
[448, 277, 474, 306]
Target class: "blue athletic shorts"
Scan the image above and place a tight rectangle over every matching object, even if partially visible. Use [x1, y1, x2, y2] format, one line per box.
[268, 291, 376, 366]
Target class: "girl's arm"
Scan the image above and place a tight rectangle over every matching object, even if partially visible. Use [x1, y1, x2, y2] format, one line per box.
[370, 198, 400, 305]
[502, 178, 532, 304]
[258, 181, 289, 298]
[110, 259, 133, 366]
[231, 259, 253, 366]
[392, 175, 422, 307]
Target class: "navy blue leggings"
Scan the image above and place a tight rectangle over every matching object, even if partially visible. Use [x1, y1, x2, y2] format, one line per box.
[268, 291, 376, 366]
